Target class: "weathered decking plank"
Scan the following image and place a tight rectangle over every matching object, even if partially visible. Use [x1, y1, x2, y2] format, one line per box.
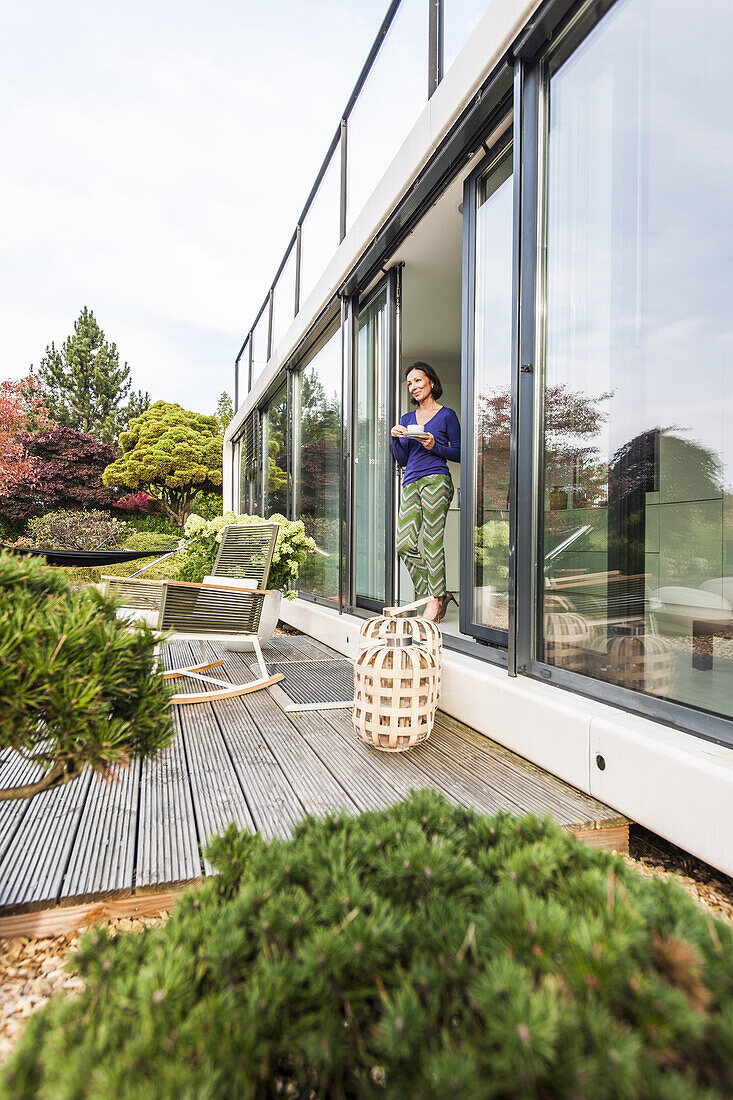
[61, 761, 140, 902]
[0, 772, 92, 911]
[224, 651, 361, 821]
[434, 713, 624, 827]
[136, 705, 200, 890]
[172, 644, 257, 875]
[0, 753, 42, 864]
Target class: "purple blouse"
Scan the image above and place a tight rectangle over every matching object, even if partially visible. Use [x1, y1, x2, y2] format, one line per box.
[391, 406, 461, 488]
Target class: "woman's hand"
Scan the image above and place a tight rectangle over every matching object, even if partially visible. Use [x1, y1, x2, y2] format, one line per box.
[391, 425, 407, 438]
[421, 432, 435, 451]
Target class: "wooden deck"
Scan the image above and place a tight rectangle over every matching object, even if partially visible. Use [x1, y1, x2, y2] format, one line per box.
[0, 634, 627, 930]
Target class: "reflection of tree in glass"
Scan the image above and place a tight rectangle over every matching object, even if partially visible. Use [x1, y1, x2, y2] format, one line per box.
[476, 383, 612, 514]
[266, 389, 289, 515]
[610, 428, 728, 588]
[298, 366, 341, 599]
[300, 368, 341, 523]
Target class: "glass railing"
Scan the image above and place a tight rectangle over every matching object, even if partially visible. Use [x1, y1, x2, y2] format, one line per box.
[234, 0, 489, 409]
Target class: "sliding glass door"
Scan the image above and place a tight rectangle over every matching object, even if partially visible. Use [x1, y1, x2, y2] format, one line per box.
[354, 277, 396, 610]
[460, 126, 515, 646]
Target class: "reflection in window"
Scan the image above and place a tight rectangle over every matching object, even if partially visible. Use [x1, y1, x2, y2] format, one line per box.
[295, 325, 342, 601]
[472, 144, 513, 633]
[540, 0, 733, 720]
[263, 384, 288, 517]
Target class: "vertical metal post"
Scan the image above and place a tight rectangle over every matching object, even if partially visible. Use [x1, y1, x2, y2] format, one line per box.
[291, 370, 301, 524]
[247, 335, 254, 392]
[267, 289, 274, 362]
[345, 295, 358, 612]
[294, 225, 302, 316]
[428, 0, 443, 98]
[458, 168, 476, 639]
[387, 265, 402, 607]
[338, 295, 347, 611]
[511, 60, 541, 676]
[339, 118, 348, 243]
[234, 356, 239, 412]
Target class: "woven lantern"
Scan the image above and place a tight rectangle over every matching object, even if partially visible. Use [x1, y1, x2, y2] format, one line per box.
[588, 633, 675, 697]
[353, 631, 439, 752]
[358, 613, 442, 669]
[543, 608, 594, 672]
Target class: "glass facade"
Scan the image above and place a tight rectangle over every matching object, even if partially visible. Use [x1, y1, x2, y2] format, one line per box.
[263, 383, 289, 517]
[538, 0, 733, 721]
[295, 324, 342, 601]
[471, 142, 513, 635]
[231, 0, 733, 745]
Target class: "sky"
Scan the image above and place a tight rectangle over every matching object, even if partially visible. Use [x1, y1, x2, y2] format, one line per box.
[0, 0, 385, 414]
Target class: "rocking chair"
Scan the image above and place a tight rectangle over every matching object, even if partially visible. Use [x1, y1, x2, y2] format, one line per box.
[157, 579, 284, 705]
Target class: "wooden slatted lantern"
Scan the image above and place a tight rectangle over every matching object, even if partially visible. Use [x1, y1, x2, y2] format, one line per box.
[358, 614, 442, 669]
[588, 632, 675, 697]
[353, 631, 439, 752]
[543, 608, 594, 672]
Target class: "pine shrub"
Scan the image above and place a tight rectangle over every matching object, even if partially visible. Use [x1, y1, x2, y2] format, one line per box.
[3, 792, 732, 1098]
[0, 550, 173, 799]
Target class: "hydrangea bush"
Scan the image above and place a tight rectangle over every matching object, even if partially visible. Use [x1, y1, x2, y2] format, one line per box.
[178, 512, 315, 597]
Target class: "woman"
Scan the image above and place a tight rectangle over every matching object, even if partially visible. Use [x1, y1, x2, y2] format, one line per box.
[391, 362, 461, 623]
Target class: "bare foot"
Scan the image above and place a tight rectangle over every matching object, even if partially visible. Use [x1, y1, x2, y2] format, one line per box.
[423, 597, 441, 622]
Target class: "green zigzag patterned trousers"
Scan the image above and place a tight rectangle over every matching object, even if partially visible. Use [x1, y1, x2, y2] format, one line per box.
[396, 473, 454, 597]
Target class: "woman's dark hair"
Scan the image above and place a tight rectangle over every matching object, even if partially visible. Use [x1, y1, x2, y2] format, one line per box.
[405, 361, 443, 403]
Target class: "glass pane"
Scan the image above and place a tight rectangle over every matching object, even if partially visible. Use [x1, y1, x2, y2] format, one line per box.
[236, 336, 250, 400]
[296, 325, 342, 601]
[347, 0, 428, 232]
[540, 0, 733, 721]
[356, 286, 388, 602]
[251, 306, 270, 383]
[239, 439, 248, 514]
[472, 144, 513, 633]
[444, 0, 487, 75]
[300, 143, 341, 307]
[263, 383, 288, 516]
[271, 244, 297, 354]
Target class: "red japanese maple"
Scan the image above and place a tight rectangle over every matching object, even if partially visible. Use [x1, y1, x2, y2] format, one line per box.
[0, 375, 51, 495]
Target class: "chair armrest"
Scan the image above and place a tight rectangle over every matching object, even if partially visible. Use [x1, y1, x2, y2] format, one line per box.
[168, 580, 271, 596]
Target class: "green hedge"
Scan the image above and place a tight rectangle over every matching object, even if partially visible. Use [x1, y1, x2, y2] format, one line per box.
[3, 791, 732, 1098]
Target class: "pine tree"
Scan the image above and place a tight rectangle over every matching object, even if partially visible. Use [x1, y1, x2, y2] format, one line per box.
[215, 391, 233, 434]
[37, 308, 133, 444]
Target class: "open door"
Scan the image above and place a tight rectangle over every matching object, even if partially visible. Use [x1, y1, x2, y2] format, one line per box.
[353, 273, 398, 611]
[459, 126, 514, 647]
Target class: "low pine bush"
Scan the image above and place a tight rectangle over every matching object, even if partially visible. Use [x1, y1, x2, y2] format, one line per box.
[0, 550, 173, 799]
[3, 792, 732, 1098]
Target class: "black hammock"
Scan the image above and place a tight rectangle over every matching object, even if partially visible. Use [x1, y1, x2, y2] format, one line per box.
[2, 546, 177, 568]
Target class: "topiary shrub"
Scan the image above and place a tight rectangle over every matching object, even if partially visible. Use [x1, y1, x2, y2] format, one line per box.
[0, 550, 173, 800]
[25, 508, 129, 550]
[4, 791, 732, 1097]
